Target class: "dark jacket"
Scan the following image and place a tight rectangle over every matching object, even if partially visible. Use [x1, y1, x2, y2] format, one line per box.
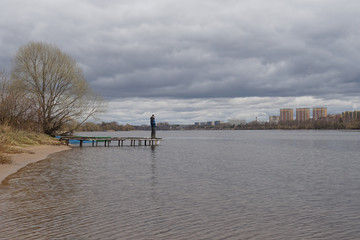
[150, 116, 156, 127]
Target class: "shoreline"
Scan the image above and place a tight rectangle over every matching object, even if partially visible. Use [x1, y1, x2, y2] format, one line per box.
[0, 145, 71, 184]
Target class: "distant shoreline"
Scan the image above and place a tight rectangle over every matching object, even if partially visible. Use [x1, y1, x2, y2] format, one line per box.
[0, 145, 71, 184]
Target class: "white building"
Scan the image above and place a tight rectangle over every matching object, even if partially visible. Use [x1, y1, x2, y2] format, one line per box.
[269, 116, 280, 124]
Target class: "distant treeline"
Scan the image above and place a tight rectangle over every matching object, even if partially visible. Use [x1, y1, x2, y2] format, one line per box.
[186, 119, 360, 130]
[73, 122, 135, 132]
[62, 119, 360, 132]
[70, 122, 177, 132]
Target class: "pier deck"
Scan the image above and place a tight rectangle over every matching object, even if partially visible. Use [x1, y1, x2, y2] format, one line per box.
[59, 136, 162, 147]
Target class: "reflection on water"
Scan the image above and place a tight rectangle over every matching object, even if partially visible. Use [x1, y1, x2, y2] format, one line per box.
[1, 130, 360, 239]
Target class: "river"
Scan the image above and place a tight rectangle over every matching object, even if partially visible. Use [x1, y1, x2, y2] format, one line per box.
[1, 130, 360, 239]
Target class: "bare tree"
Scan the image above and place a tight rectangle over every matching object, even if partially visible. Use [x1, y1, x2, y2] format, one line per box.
[0, 70, 36, 129]
[12, 42, 105, 135]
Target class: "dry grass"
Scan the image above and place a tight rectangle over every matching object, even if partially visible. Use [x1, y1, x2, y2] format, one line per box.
[0, 124, 59, 164]
[0, 154, 12, 164]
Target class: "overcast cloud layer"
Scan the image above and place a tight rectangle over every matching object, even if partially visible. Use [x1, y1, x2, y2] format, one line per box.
[1, 0, 360, 124]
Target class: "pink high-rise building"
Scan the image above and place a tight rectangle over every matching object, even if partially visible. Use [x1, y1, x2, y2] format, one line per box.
[296, 108, 310, 122]
[312, 108, 327, 120]
[280, 109, 294, 121]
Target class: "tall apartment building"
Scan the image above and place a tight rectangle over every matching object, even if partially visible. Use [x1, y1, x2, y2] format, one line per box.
[312, 107, 327, 120]
[296, 108, 310, 122]
[342, 111, 360, 122]
[280, 108, 294, 121]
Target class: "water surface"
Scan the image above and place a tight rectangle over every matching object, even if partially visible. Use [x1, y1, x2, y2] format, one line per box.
[1, 130, 360, 239]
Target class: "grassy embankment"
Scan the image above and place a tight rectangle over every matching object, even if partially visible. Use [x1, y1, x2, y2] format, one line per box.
[0, 125, 59, 164]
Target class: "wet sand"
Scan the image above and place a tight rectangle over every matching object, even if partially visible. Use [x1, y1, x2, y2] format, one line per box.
[0, 145, 71, 184]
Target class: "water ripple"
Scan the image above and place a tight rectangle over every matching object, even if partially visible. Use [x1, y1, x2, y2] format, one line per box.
[1, 131, 360, 239]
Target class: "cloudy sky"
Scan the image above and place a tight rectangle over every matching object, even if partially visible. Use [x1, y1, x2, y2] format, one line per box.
[1, 0, 360, 124]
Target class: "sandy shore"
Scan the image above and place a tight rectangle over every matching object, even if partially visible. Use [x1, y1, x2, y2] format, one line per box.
[0, 145, 71, 184]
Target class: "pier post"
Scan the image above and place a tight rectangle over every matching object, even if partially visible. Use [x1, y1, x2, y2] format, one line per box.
[59, 136, 161, 148]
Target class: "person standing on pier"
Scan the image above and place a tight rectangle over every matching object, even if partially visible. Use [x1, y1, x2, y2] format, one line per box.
[150, 114, 156, 138]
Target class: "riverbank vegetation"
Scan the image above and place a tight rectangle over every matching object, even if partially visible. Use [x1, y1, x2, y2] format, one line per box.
[0, 124, 59, 164]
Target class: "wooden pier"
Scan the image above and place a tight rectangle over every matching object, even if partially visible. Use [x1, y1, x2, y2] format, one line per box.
[59, 136, 162, 147]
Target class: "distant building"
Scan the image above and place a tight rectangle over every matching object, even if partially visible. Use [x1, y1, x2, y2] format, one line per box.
[342, 111, 360, 122]
[269, 116, 280, 124]
[327, 114, 342, 122]
[296, 108, 310, 122]
[214, 121, 221, 126]
[280, 108, 294, 121]
[228, 119, 246, 125]
[313, 107, 327, 120]
[194, 121, 222, 126]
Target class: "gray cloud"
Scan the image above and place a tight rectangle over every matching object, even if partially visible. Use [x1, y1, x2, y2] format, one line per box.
[104, 96, 360, 124]
[1, 0, 360, 123]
